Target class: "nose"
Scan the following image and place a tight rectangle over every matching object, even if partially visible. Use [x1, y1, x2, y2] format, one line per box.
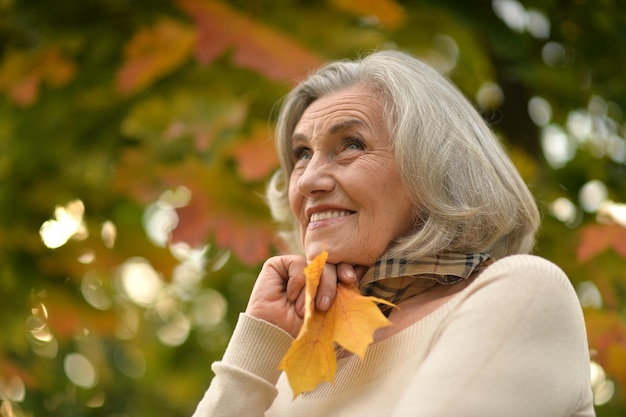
[296, 152, 335, 197]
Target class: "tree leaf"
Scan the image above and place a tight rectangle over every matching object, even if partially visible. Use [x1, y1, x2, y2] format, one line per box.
[279, 250, 335, 397]
[116, 17, 196, 95]
[333, 286, 393, 359]
[607, 344, 626, 392]
[329, 0, 406, 29]
[279, 250, 393, 397]
[179, 0, 323, 82]
[584, 309, 626, 390]
[577, 224, 626, 262]
[0, 47, 75, 106]
[584, 309, 625, 355]
[230, 123, 279, 182]
[211, 214, 274, 265]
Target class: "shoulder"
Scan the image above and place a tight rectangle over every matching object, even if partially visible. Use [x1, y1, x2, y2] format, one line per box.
[461, 254, 583, 325]
[477, 254, 573, 294]
[486, 253, 567, 279]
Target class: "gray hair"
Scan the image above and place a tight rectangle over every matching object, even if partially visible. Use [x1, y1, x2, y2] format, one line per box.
[266, 50, 539, 261]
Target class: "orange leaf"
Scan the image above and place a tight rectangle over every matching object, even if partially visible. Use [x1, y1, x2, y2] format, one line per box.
[329, 0, 406, 29]
[279, 250, 335, 397]
[279, 250, 393, 397]
[607, 344, 626, 391]
[583, 309, 626, 390]
[230, 124, 279, 182]
[584, 309, 625, 353]
[333, 286, 393, 359]
[176, 0, 232, 65]
[40, 48, 75, 86]
[212, 215, 274, 265]
[179, 0, 323, 82]
[158, 161, 274, 265]
[116, 17, 196, 94]
[0, 47, 75, 106]
[301, 251, 330, 328]
[577, 224, 626, 262]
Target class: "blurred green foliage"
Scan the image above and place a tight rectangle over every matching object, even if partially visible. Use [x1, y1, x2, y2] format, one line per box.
[0, 0, 625, 416]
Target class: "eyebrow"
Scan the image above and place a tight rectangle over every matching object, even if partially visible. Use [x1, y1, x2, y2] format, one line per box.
[329, 119, 367, 134]
[291, 119, 367, 144]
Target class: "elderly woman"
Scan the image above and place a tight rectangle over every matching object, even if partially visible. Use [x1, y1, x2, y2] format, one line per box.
[192, 50, 595, 416]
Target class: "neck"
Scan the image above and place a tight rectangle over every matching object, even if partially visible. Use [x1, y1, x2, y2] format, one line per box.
[374, 275, 477, 342]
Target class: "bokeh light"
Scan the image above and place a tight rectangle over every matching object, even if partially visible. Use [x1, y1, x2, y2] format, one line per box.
[590, 361, 615, 406]
[156, 310, 191, 347]
[528, 96, 552, 127]
[426, 34, 459, 74]
[492, 0, 549, 39]
[101, 220, 117, 249]
[549, 197, 578, 226]
[476, 82, 504, 110]
[576, 281, 603, 309]
[113, 345, 146, 379]
[192, 289, 228, 329]
[597, 201, 626, 227]
[40, 199, 88, 249]
[541, 125, 576, 168]
[492, 0, 525, 32]
[64, 353, 98, 389]
[0, 375, 25, 402]
[81, 271, 113, 311]
[143, 186, 192, 247]
[541, 42, 568, 67]
[579, 180, 608, 213]
[117, 258, 164, 307]
[567, 110, 593, 142]
[26, 303, 58, 359]
[143, 203, 179, 248]
[525, 9, 550, 39]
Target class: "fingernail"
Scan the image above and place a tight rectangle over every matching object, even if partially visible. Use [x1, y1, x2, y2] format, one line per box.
[319, 296, 331, 310]
[345, 269, 356, 281]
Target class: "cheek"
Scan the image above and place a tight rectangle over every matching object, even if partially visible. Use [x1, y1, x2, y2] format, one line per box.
[287, 178, 301, 217]
[374, 177, 413, 231]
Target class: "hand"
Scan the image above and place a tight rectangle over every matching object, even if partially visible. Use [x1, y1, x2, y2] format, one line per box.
[245, 255, 364, 338]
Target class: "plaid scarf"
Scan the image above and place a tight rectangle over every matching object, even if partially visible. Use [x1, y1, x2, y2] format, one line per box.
[360, 253, 493, 311]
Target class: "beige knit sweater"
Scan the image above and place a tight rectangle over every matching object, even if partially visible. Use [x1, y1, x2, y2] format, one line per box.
[192, 255, 596, 417]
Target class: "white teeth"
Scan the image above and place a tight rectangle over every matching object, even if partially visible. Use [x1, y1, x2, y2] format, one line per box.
[310, 210, 352, 222]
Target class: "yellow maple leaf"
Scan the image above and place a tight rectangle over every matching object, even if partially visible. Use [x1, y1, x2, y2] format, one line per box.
[333, 285, 394, 359]
[279, 250, 394, 397]
[279, 250, 335, 396]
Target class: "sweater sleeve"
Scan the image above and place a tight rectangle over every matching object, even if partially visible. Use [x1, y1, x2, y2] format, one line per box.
[391, 255, 595, 417]
[191, 313, 293, 417]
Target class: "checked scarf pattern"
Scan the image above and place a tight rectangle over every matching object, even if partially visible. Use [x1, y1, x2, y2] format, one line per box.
[359, 253, 494, 312]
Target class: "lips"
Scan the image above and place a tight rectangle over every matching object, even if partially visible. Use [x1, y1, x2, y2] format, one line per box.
[309, 210, 354, 223]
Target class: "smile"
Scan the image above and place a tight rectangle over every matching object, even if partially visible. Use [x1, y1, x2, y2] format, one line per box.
[309, 210, 354, 222]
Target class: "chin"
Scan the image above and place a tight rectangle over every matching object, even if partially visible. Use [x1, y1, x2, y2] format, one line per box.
[306, 245, 373, 267]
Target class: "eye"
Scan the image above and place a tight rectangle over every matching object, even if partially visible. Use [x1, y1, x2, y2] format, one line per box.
[343, 136, 365, 151]
[292, 146, 312, 162]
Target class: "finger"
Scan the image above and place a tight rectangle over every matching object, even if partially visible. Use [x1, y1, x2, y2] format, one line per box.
[295, 289, 306, 318]
[336, 263, 358, 287]
[315, 263, 338, 311]
[285, 257, 308, 302]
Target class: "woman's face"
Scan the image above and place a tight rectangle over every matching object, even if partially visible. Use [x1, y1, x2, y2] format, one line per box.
[288, 85, 414, 266]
